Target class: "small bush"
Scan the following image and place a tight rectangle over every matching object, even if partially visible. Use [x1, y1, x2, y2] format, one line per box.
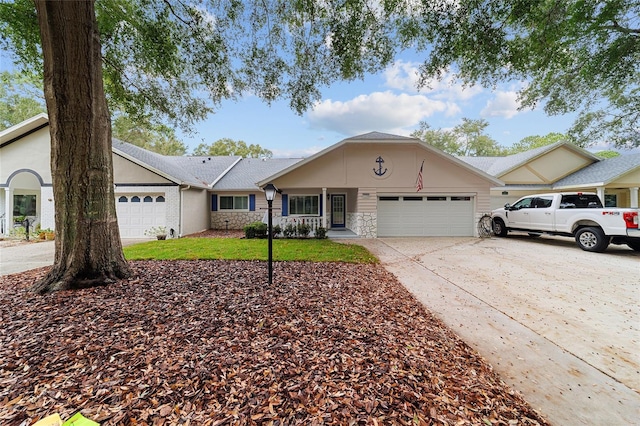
[314, 226, 327, 239]
[297, 223, 311, 238]
[283, 223, 296, 238]
[272, 224, 282, 238]
[244, 222, 267, 239]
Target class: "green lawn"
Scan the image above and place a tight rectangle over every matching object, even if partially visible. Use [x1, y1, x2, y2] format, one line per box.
[123, 237, 378, 263]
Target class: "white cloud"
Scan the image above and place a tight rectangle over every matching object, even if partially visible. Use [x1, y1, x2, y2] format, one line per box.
[382, 60, 483, 101]
[272, 145, 327, 158]
[480, 91, 522, 119]
[307, 91, 451, 135]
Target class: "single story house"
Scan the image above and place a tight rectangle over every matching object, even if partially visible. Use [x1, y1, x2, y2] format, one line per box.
[2, 114, 639, 239]
[460, 143, 640, 210]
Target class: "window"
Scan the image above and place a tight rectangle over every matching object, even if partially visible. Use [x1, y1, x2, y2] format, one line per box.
[403, 196, 423, 201]
[143, 196, 153, 202]
[13, 194, 36, 216]
[451, 196, 471, 201]
[604, 194, 617, 207]
[533, 197, 553, 208]
[118, 196, 128, 202]
[156, 196, 165, 202]
[379, 196, 399, 201]
[289, 195, 319, 215]
[560, 194, 602, 209]
[426, 196, 446, 201]
[220, 195, 249, 210]
[131, 196, 141, 202]
[512, 197, 534, 209]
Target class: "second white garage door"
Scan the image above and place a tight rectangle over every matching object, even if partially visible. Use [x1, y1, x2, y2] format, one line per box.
[116, 194, 166, 238]
[377, 195, 474, 237]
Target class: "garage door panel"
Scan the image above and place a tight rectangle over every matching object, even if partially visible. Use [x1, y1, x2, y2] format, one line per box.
[116, 194, 166, 238]
[378, 195, 474, 237]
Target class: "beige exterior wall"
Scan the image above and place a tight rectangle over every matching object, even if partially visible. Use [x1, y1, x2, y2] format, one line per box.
[0, 127, 52, 184]
[269, 143, 495, 236]
[180, 187, 210, 235]
[501, 147, 594, 184]
[615, 169, 640, 186]
[273, 143, 492, 192]
[113, 154, 173, 184]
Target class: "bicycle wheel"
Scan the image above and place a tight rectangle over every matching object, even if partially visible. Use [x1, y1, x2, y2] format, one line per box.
[477, 214, 494, 238]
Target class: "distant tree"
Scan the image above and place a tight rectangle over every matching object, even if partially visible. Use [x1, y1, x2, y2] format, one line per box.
[0, 71, 45, 130]
[112, 115, 187, 156]
[411, 122, 459, 154]
[594, 150, 621, 159]
[453, 118, 504, 156]
[506, 133, 568, 154]
[193, 138, 273, 158]
[412, 118, 504, 156]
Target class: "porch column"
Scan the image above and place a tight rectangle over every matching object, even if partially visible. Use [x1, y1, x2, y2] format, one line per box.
[630, 187, 639, 208]
[596, 187, 605, 204]
[4, 188, 12, 236]
[322, 187, 327, 228]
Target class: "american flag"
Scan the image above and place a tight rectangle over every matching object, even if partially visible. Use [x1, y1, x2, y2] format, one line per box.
[416, 160, 424, 192]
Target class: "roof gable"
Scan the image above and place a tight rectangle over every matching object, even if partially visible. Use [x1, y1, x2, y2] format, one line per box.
[460, 142, 600, 184]
[258, 132, 502, 188]
[554, 153, 640, 188]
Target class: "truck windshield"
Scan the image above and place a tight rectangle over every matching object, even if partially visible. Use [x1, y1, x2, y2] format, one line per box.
[559, 194, 603, 209]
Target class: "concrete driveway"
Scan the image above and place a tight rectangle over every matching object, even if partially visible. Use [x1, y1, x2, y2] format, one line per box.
[0, 239, 146, 276]
[355, 235, 639, 426]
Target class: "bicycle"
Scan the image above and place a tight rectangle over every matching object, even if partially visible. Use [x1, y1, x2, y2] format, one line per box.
[477, 213, 494, 238]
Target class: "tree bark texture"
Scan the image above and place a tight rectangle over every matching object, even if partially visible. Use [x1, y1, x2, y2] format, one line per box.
[32, 0, 132, 293]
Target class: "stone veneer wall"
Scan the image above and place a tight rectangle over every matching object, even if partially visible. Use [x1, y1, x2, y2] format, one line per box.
[347, 212, 377, 238]
[211, 211, 264, 230]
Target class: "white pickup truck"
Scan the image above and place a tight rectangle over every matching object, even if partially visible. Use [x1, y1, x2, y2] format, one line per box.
[491, 192, 640, 252]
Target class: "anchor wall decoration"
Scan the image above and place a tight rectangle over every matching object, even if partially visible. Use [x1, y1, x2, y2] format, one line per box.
[373, 156, 387, 176]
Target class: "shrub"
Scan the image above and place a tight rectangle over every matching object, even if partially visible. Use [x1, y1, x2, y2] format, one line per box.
[314, 226, 327, 239]
[144, 226, 167, 237]
[283, 223, 296, 238]
[244, 221, 267, 239]
[272, 224, 282, 238]
[297, 223, 311, 238]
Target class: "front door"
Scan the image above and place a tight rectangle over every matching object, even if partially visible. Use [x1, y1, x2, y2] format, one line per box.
[331, 194, 345, 228]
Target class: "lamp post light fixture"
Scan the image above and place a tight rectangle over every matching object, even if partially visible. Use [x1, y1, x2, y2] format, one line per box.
[263, 183, 278, 284]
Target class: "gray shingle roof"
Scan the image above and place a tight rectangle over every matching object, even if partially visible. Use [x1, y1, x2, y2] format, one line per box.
[213, 157, 303, 190]
[458, 142, 583, 176]
[554, 153, 640, 187]
[113, 139, 247, 187]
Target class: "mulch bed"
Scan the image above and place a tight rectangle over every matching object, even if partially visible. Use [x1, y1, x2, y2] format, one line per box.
[0, 258, 548, 425]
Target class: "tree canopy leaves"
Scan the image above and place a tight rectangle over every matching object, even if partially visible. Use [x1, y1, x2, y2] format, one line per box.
[0, 71, 45, 130]
[402, 0, 639, 148]
[193, 138, 272, 158]
[411, 118, 504, 156]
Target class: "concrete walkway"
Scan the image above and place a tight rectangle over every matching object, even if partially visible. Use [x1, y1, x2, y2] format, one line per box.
[354, 237, 639, 426]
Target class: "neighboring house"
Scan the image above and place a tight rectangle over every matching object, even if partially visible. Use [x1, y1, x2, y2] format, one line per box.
[460, 142, 640, 210]
[2, 115, 638, 239]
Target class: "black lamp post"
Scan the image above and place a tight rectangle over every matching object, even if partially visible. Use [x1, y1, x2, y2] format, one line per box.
[263, 183, 278, 284]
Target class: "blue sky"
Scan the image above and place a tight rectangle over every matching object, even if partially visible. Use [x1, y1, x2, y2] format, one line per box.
[177, 58, 591, 158]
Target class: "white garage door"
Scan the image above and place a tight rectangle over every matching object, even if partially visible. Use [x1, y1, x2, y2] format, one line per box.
[378, 195, 474, 237]
[116, 194, 166, 238]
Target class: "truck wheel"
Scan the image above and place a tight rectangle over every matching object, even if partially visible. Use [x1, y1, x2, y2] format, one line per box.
[492, 218, 508, 237]
[575, 227, 610, 252]
[627, 239, 640, 252]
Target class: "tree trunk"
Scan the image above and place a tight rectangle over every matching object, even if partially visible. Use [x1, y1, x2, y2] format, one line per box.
[32, 0, 132, 293]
